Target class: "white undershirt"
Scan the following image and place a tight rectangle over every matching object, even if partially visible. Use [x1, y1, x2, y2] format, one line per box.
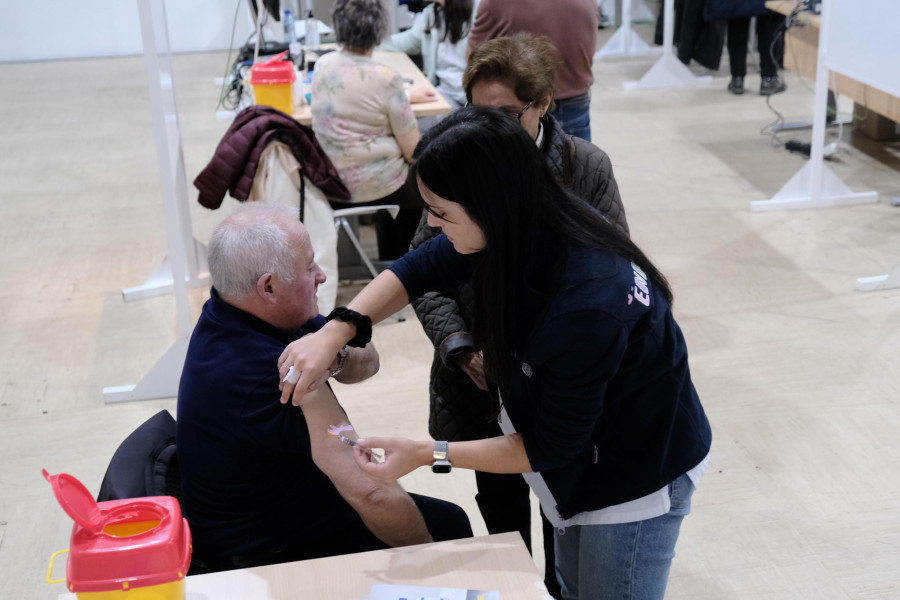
[534, 121, 545, 148]
[434, 37, 466, 107]
[498, 405, 709, 530]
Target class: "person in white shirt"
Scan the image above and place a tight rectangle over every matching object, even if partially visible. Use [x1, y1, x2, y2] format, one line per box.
[379, 0, 478, 110]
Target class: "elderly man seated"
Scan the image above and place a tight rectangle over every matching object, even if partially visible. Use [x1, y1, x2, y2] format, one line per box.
[177, 203, 471, 572]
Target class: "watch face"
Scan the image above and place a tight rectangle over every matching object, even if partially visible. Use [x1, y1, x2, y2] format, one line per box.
[432, 460, 452, 474]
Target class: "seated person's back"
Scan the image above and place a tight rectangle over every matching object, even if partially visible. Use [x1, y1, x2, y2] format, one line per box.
[310, 0, 427, 260]
[311, 48, 414, 202]
[178, 203, 471, 570]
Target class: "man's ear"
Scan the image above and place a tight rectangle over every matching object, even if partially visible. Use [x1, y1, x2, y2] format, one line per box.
[256, 273, 277, 303]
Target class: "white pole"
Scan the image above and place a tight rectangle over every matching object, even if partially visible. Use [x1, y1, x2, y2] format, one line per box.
[139, 0, 192, 336]
[103, 0, 198, 403]
[662, 0, 674, 56]
[751, 0, 876, 212]
[623, 0, 711, 89]
[622, 0, 633, 52]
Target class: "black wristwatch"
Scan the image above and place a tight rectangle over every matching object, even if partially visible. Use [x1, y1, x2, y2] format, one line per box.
[326, 306, 372, 348]
[432, 441, 452, 474]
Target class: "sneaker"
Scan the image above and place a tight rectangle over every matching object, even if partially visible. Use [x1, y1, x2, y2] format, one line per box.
[760, 76, 787, 96]
[727, 76, 744, 95]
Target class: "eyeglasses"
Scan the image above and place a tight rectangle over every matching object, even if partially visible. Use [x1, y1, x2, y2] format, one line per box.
[465, 99, 535, 122]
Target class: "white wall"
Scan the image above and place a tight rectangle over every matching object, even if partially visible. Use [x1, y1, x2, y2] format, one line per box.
[0, 0, 256, 62]
[824, 0, 900, 99]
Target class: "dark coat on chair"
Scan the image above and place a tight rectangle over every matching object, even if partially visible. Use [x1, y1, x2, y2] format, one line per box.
[193, 105, 350, 209]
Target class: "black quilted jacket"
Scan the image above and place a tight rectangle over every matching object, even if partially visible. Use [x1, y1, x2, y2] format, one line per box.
[409, 115, 629, 442]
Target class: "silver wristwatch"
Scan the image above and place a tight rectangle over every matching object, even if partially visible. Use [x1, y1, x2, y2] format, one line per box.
[331, 345, 350, 378]
[432, 440, 452, 474]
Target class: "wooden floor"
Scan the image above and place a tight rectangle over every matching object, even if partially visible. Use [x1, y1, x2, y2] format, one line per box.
[2, 32, 899, 599]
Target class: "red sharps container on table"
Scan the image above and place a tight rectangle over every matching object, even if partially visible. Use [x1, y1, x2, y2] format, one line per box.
[44, 469, 191, 600]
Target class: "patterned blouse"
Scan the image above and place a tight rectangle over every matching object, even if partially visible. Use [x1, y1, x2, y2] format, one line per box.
[310, 50, 418, 203]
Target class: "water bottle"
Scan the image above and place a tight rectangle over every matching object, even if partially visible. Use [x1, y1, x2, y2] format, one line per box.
[305, 10, 320, 50]
[283, 10, 295, 44]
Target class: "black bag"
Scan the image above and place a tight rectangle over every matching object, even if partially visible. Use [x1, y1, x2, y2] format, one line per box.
[703, 0, 769, 21]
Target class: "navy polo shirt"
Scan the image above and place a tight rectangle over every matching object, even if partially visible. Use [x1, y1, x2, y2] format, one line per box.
[177, 289, 359, 557]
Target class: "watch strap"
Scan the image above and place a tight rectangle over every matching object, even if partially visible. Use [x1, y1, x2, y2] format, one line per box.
[326, 306, 372, 348]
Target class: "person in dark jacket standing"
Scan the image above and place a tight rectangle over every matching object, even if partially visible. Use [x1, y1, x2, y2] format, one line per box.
[407, 33, 627, 599]
[726, 10, 786, 95]
[277, 107, 712, 600]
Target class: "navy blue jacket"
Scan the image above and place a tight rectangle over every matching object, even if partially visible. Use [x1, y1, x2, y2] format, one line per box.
[390, 235, 711, 519]
[176, 290, 359, 557]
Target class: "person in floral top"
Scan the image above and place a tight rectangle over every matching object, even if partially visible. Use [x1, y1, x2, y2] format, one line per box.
[311, 0, 435, 259]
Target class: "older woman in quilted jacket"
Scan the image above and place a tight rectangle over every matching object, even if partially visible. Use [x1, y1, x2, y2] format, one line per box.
[407, 33, 628, 599]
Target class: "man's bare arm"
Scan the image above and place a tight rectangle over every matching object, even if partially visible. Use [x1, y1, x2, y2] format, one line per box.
[299, 385, 432, 547]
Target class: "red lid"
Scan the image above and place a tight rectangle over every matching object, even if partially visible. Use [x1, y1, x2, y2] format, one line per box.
[66, 499, 192, 593]
[250, 50, 296, 85]
[43, 469, 104, 533]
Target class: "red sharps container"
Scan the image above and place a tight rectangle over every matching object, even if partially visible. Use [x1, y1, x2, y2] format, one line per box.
[44, 469, 191, 600]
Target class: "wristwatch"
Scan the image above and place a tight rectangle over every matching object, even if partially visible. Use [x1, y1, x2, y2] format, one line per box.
[331, 345, 349, 378]
[432, 440, 452, 474]
[326, 306, 372, 348]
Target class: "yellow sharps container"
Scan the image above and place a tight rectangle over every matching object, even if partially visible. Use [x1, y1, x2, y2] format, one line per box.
[250, 50, 296, 114]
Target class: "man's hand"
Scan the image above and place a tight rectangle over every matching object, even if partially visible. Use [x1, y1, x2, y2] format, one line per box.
[459, 350, 488, 391]
[408, 88, 437, 104]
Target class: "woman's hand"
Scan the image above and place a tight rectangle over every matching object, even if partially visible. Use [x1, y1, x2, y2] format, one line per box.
[459, 350, 488, 391]
[352, 436, 430, 484]
[408, 88, 437, 104]
[278, 327, 347, 406]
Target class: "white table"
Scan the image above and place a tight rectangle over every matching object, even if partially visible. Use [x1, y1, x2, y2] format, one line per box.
[59, 532, 550, 599]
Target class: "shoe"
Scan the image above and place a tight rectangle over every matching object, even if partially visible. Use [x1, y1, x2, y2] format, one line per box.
[727, 76, 744, 95]
[760, 76, 787, 96]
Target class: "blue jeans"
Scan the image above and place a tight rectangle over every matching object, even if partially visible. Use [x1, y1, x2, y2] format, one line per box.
[549, 96, 592, 142]
[553, 473, 696, 600]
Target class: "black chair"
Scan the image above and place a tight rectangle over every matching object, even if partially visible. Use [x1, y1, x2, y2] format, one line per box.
[97, 409, 181, 503]
[94, 410, 231, 575]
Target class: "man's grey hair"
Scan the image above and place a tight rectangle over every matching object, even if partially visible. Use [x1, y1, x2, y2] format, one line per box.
[332, 0, 388, 51]
[208, 203, 299, 299]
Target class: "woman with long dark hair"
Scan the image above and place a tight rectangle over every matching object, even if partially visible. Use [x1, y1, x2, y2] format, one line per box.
[407, 34, 628, 598]
[278, 107, 712, 600]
